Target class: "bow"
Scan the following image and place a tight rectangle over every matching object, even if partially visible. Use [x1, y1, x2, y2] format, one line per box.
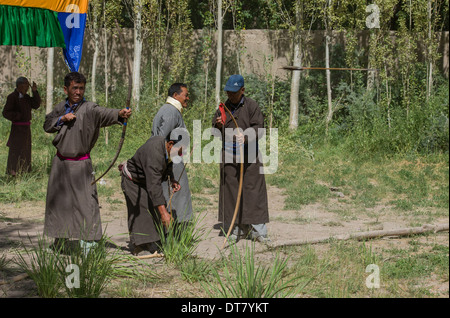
[220, 102, 244, 249]
[91, 20, 132, 185]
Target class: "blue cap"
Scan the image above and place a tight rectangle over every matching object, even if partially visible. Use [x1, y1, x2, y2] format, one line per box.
[224, 75, 244, 92]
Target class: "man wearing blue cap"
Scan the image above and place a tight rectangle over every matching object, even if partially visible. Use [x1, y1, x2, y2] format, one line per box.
[213, 74, 270, 243]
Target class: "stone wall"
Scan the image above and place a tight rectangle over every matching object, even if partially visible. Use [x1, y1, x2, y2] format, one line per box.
[0, 29, 448, 97]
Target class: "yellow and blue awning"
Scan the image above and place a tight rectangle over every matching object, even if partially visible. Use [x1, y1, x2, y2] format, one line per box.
[0, 0, 89, 71]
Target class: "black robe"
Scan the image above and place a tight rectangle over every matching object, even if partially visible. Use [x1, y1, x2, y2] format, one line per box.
[151, 103, 193, 222]
[121, 136, 174, 246]
[212, 96, 269, 226]
[2, 89, 41, 174]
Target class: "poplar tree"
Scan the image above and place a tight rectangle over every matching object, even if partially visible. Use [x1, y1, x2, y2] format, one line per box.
[87, 0, 103, 103]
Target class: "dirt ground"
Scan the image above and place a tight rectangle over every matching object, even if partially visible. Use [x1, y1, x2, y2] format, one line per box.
[1, 184, 448, 297]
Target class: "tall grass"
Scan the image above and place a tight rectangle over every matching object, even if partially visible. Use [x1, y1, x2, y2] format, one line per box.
[14, 235, 65, 297]
[14, 233, 154, 298]
[203, 243, 314, 298]
[156, 212, 208, 266]
[58, 238, 119, 298]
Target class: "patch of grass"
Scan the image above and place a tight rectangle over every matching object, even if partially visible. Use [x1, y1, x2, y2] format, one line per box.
[0, 174, 48, 203]
[203, 243, 311, 298]
[187, 163, 218, 194]
[284, 180, 330, 209]
[14, 233, 154, 298]
[14, 235, 65, 298]
[277, 238, 449, 298]
[267, 136, 448, 223]
[0, 252, 12, 271]
[157, 212, 208, 266]
[179, 257, 212, 283]
[382, 243, 449, 281]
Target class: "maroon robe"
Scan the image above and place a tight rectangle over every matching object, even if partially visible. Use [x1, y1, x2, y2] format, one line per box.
[2, 89, 41, 174]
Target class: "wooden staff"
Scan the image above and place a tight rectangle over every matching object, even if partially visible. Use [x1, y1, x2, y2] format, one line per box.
[220, 103, 244, 250]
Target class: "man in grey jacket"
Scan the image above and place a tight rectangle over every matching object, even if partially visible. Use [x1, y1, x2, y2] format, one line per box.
[151, 83, 193, 224]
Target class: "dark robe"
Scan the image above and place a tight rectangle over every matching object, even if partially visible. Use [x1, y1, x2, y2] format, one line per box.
[212, 96, 269, 226]
[43, 100, 123, 241]
[151, 103, 193, 222]
[2, 89, 41, 174]
[120, 136, 173, 246]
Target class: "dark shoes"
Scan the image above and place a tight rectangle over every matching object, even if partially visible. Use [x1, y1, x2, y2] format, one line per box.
[131, 242, 161, 256]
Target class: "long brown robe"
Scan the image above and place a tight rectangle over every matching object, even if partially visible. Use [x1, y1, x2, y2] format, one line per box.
[2, 89, 41, 174]
[43, 100, 123, 241]
[212, 96, 269, 227]
[120, 136, 173, 246]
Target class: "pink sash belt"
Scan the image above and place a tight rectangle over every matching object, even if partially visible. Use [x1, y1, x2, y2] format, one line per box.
[12, 121, 31, 126]
[57, 152, 90, 161]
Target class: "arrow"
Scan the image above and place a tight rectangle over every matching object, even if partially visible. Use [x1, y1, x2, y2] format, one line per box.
[282, 66, 377, 72]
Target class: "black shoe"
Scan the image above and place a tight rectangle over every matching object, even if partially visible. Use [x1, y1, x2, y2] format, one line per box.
[131, 242, 161, 256]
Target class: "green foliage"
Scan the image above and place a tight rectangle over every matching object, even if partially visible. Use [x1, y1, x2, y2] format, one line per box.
[14, 233, 151, 298]
[70, 0, 449, 161]
[338, 75, 449, 156]
[179, 257, 212, 283]
[383, 242, 449, 280]
[243, 74, 291, 128]
[203, 243, 309, 298]
[156, 213, 207, 266]
[14, 235, 64, 298]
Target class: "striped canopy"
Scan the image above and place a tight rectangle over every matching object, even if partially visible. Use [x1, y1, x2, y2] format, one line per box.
[0, 0, 89, 71]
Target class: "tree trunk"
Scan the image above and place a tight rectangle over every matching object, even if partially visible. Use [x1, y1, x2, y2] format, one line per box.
[46, 47, 54, 114]
[103, 3, 108, 107]
[289, 3, 302, 131]
[325, 32, 333, 134]
[385, 65, 391, 129]
[91, 4, 99, 103]
[104, 1, 109, 145]
[427, 0, 433, 99]
[91, 32, 99, 103]
[215, 0, 223, 106]
[289, 43, 301, 130]
[367, 31, 376, 91]
[133, 0, 143, 111]
[204, 61, 209, 119]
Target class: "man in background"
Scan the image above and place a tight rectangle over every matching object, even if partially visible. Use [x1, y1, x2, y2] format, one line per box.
[2, 77, 41, 176]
